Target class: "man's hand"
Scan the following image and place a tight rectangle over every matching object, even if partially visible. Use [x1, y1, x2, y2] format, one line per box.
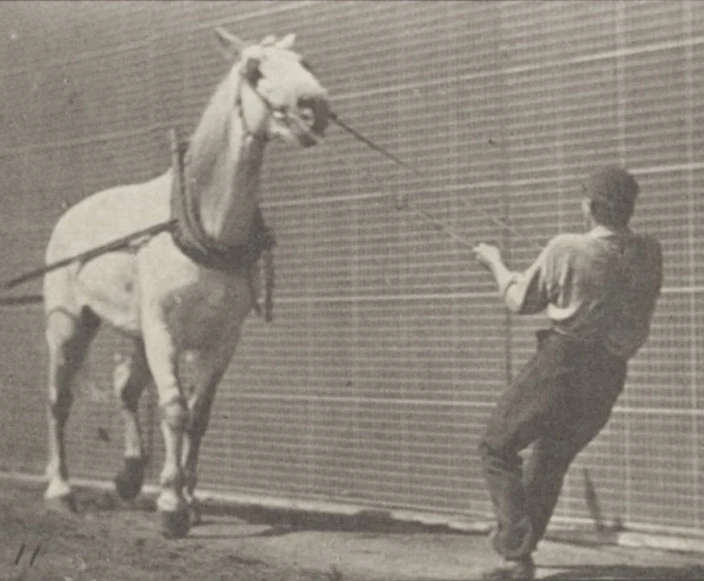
[473, 243, 503, 272]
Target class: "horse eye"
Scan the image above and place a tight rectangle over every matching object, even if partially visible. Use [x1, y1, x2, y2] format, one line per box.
[248, 67, 263, 86]
[300, 59, 314, 73]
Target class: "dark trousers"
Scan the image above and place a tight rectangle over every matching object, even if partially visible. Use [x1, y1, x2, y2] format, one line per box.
[479, 330, 627, 559]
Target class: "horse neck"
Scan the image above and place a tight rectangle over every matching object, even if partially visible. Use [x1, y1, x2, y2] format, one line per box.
[187, 70, 267, 246]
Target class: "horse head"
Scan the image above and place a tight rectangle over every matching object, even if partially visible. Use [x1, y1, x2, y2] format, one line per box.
[214, 28, 330, 147]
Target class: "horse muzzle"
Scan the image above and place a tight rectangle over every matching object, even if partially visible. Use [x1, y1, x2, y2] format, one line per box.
[294, 95, 329, 147]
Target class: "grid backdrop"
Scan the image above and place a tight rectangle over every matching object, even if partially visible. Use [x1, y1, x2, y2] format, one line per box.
[0, 1, 702, 535]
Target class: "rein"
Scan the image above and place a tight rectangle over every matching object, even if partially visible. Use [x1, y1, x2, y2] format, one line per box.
[4, 220, 177, 290]
[327, 111, 541, 249]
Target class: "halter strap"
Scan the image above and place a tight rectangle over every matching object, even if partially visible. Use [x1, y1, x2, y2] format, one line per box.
[235, 80, 271, 143]
[240, 75, 323, 146]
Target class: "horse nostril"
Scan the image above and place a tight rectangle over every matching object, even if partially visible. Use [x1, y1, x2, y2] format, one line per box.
[297, 97, 316, 111]
[297, 97, 316, 124]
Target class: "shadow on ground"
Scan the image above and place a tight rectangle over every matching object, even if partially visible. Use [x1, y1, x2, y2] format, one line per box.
[69, 484, 477, 539]
[196, 496, 469, 536]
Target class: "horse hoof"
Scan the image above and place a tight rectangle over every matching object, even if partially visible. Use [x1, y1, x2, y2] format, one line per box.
[159, 508, 190, 539]
[45, 492, 78, 514]
[114, 457, 147, 501]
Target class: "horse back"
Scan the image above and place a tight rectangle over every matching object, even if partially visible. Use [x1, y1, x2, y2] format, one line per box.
[47, 171, 173, 264]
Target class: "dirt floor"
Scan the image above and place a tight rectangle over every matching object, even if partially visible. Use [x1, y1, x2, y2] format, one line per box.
[1, 478, 703, 581]
[0, 480, 345, 581]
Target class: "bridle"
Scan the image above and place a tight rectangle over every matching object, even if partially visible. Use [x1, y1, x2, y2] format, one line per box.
[235, 57, 325, 146]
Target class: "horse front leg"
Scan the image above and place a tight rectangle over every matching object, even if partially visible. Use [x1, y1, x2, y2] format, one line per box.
[142, 318, 190, 538]
[181, 342, 239, 526]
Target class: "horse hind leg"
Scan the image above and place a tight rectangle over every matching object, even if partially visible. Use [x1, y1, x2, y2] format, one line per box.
[44, 307, 100, 512]
[113, 340, 152, 501]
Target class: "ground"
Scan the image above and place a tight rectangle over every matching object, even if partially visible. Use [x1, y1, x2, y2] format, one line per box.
[0, 478, 703, 581]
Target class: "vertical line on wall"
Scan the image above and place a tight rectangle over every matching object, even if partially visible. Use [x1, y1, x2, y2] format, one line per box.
[555, 35, 566, 235]
[305, 207, 316, 497]
[682, 0, 699, 529]
[496, 4, 513, 389]
[144, 10, 157, 482]
[447, 0, 462, 486]
[615, 0, 631, 525]
[350, 154, 362, 501]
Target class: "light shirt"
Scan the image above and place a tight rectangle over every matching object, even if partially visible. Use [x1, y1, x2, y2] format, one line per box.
[500, 225, 663, 360]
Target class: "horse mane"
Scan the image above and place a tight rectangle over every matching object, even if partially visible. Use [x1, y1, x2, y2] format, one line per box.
[187, 60, 244, 174]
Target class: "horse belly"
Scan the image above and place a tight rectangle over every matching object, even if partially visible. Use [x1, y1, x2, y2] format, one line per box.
[75, 252, 142, 335]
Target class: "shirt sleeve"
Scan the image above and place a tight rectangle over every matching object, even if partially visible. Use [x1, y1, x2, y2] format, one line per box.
[500, 237, 560, 314]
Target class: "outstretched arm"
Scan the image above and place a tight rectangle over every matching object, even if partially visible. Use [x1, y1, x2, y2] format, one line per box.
[473, 242, 554, 314]
[473, 243, 517, 298]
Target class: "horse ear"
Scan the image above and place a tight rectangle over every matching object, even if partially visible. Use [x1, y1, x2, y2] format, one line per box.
[213, 27, 247, 60]
[275, 33, 296, 50]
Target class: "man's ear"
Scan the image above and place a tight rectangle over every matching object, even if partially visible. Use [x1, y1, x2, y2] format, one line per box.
[212, 28, 247, 60]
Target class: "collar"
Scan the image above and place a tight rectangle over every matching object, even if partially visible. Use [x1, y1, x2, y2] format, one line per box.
[170, 136, 275, 273]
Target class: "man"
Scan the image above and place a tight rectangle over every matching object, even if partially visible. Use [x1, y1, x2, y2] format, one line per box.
[472, 166, 663, 580]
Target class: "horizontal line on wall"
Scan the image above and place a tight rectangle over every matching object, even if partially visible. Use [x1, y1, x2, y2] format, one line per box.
[335, 34, 704, 103]
[634, 161, 704, 176]
[261, 160, 704, 208]
[274, 286, 701, 305]
[661, 286, 704, 295]
[261, 180, 551, 210]
[220, 394, 703, 418]
[263, 191, 389, 208]
[0, 40, 149, 80]
[2, 285, 699, 310]
[157, 1, 320, 41]
[612, 406, 704, 417]
[0, 2, 316, 79]
[2, 6, 697, 96]
[275, 291, 499, 304]
[0, 125, 170, 159]
[231, 392, 496, 408]
[4, 121, 698, 197]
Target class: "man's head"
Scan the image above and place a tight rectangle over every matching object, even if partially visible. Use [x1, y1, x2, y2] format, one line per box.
[581, 166, 639, 228]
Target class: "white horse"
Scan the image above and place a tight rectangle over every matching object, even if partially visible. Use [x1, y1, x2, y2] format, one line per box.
[42, 29, 329, 538]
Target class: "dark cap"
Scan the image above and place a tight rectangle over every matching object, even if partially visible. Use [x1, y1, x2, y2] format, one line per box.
[583, 166, 639, 208]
